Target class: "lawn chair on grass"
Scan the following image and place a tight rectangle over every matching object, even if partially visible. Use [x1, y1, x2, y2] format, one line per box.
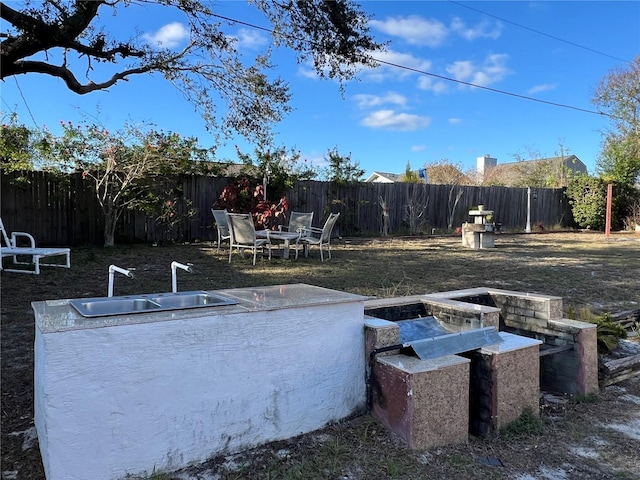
[211, 209, 231, 250]
[300, 212, 340, 262]
[0, 218, 71, 274]
[226, 212, 272, 266]
[278, 211, 314, 259]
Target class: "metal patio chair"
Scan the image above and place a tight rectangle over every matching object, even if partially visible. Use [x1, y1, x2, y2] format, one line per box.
[226, 212, 272, 265]
[211, 209, 231, 250]
[299, 212, 340, 262]
[278, 211, 314, 259]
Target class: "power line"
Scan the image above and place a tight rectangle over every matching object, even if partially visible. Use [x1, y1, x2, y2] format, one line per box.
[373, 58, 607, 117]
[211, 12, 609, 119]
[11, 76, 39, 127]
[448, 0, 632, 64]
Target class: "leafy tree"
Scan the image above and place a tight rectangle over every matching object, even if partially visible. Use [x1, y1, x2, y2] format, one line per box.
[235, 145, 316, 201]
[566, 173, 607, 230]
[0, 113, 40, 172]
[402, 161, 421, 183]
[593, 55, 640, 226]
[216, 146, 315, 229]
[36, 121, 213, 246]
[1, 0, 383, 145]
[321, 147, 365, 184]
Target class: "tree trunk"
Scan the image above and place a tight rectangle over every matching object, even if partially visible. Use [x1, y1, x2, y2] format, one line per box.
[103, 212, 117, 247]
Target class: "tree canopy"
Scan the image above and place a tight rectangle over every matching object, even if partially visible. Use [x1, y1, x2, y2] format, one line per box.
[593, 55, 640, 185]
[1, 0, 384, 145]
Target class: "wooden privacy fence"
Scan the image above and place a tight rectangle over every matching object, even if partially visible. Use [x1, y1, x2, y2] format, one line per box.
[1, 171, 573, 246]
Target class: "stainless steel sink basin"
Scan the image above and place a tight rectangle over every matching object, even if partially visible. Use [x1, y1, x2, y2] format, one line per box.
[150, 292, 238, 309]
[70, 291, 237, 317]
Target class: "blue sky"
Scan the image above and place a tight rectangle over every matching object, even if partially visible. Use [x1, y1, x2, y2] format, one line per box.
[2, 1, 639, 178]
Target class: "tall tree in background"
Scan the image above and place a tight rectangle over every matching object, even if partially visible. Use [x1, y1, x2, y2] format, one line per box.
[35, 122, 213, 246]
[0, 1, 384, 145]
[592, 55, 640, 227]
[321, 147, 365, 184]
[402, 161, 421, 183]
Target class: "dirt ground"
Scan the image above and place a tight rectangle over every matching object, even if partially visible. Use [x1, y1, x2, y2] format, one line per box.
[1, 232, 639, 480]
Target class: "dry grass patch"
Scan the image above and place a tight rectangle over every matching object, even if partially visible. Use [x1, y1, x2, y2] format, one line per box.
[2, 231, 639, 479]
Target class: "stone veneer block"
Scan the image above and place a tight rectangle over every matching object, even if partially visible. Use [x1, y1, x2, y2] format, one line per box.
[371, 354, 470, 449]
[480, 333, 542, 431]
[576, 325, 599, 395]
[364, 317, 400, 358]
[543, 319, 599, 395]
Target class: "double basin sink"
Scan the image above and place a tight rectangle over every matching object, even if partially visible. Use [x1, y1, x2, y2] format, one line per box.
[70, 291, 238, 318]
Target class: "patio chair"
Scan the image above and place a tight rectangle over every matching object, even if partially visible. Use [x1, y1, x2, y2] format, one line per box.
[299, 212, 340, 262]
[278, 211, 314, 259]
[0, 217, 71, 274]
[226, 212, 272, 266]
[211, 209, 231, 250]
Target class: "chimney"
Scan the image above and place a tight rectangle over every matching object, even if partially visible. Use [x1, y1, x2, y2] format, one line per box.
[477, 154, 497, 182]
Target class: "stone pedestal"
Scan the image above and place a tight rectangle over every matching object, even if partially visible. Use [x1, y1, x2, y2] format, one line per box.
[462, 208, 495, 249]
[371, 354, 470, 449]
[461, 223, 494, 249]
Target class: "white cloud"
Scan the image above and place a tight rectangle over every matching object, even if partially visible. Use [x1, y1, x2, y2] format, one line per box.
[450, 17, 502, 40]
[353, 92, 407, 108]
[370, 15, 501, 47]
[229, 28, 269, 50]
[370, 15, 448, 47]
[417, 76, 449, 94]
[445, 53, 510, 87]
[528, 83, 557, 94]
[448, 118, 463, 125]
[143, 22, 190, 49]
[411, 145, 426, 152]
[360, 110, 431, 131]
[364, 49, 432, 82]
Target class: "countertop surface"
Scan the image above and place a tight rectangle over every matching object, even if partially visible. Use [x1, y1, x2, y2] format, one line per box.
[32, 283, 366, 333]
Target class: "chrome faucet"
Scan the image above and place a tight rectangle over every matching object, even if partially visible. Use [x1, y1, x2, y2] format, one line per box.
[108, 265, 134, 297]
[171, 261, 193, 293]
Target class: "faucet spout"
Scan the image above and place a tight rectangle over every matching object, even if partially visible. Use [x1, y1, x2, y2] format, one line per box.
[108, 265, 134, 297]
[171, 261, 193, 293]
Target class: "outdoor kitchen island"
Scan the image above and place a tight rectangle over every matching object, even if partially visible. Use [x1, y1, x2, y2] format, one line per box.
[32, 284, 367, 480]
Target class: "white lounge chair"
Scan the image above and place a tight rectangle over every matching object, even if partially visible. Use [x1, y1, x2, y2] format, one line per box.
[211, 209, 231, 250]
[300, 212, 340, 262]
[226, 213, 272, 266]
[0, 218, 71, 274]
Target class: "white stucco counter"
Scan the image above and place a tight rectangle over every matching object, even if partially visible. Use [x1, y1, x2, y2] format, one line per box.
[33, 283, 367, 480]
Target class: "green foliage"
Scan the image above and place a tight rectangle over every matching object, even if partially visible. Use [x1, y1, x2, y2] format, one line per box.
[320, 147, 365, 184]
[0, 113, 35, 173]
[234, 145, 316, 201]
[589, 312, 627, 354]
[402, 161, 420, 183]
[138, 187, 197, 242]
[566, 174, 607, 230]
[593, 56, 640, 229]
[570, 307, 627, 353]
[499, 408, 543, 441]
[31, 120, 213, 245]
[2, 1, 384, 145]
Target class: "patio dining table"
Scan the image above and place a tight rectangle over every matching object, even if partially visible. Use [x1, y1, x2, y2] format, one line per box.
[255, 230, 301, 259]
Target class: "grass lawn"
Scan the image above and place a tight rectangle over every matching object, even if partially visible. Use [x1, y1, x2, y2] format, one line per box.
[1, 231, 639, 479]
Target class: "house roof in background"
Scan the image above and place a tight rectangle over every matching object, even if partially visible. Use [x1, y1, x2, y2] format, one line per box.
[497, 155, 586, 171]
[365, 172, 405, 183]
